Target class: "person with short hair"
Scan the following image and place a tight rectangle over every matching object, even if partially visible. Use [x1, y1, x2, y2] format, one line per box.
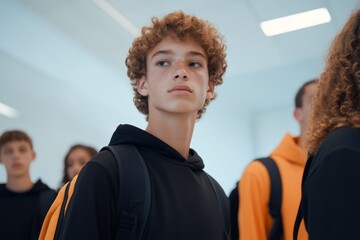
[0, 129, 56, 240]
[237, 79, 318, 240]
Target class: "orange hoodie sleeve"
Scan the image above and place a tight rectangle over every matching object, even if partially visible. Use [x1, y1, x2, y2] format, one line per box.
[239, 161, 273, 240]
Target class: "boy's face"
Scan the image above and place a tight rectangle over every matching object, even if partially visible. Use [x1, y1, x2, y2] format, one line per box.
[0, 140, 35, 178]
[294, 82, 318, 129]
[300, 83, 318, 124]
[137, 36, 214, 119]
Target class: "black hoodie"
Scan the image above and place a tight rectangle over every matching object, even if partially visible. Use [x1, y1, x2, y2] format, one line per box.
[0, 180, 56, 240]
[61, 124, 229, 240]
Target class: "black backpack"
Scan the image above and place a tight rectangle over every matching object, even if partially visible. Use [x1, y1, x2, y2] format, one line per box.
[54, 144, 229, 240]
[229, 157, 283, 240]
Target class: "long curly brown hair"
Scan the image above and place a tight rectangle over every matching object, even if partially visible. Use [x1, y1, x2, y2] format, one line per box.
[125, 11, 227, 120]
[306, 8, 360, 154]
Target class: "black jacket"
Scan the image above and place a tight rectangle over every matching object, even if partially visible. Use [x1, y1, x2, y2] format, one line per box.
[0, 180, 56, 240]
[298, 126, 360, 240]
[61, 124, 229, 240]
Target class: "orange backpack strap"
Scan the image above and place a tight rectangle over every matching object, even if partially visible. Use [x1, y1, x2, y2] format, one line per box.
[54, 179, 72, 239]
[38, 176, 77, 240]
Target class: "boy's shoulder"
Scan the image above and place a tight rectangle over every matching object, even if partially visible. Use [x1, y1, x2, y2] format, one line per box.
[90, 149, 117, 170]
[78, 149, 119, 187]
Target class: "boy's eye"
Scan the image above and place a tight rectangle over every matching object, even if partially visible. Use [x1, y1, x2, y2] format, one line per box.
[19, 147, 28, 153]
[157, 60, 170, 66]
[189, 62, 201, 68]
[3, 149, 13, 155]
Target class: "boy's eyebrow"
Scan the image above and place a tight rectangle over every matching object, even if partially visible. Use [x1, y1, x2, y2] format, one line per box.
[188, 51, 206, 59]
[150, 50, 206, 60]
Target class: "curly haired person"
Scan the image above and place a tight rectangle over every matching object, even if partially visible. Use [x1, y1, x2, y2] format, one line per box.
[294, 7, 360, 240]
[41, 11, 229, 240]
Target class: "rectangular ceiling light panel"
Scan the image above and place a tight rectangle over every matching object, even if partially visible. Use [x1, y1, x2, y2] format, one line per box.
[0, 102, 19, 118]
[261, 8, 331, 36]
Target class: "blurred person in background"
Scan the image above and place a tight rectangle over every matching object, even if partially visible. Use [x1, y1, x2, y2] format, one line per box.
[59, 144, 97, 188]
[236, 79, 317, 240]
[0, 129, 56, 240]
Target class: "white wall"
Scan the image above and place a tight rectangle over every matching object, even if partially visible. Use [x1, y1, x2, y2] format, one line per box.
[192, 105, 254, 195]
[253, 106, 299, 157]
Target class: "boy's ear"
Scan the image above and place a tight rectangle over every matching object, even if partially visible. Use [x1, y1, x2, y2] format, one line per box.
[31, 150, 36, 162]
[136, 76, 149, 97]
[293, 108, 303, 123]
[206, 82, 215, 100]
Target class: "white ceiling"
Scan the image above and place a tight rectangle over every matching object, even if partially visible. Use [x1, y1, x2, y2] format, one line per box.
[1, 0, 360, 192]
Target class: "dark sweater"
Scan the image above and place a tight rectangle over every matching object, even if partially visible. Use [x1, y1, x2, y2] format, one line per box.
[0, 180, 57, 240]
[299, 126, 360, 240]
[61, 124, 229, 240]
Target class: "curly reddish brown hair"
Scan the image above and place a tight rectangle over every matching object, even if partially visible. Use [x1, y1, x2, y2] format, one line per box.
[125, 11, 227, 120]
[306, 8, 360, 154]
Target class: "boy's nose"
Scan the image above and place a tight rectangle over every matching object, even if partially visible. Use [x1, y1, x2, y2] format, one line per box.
[173, 64, 188, 80]
[174, 74, 188, 79]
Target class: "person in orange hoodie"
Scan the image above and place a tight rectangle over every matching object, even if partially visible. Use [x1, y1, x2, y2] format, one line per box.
[238, 79, 317, 240]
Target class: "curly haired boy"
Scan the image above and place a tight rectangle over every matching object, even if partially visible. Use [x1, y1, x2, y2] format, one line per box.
[43, 11, 229, 240]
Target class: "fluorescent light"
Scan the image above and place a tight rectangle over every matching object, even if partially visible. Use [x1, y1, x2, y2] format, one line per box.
[93, 0, 140, 37]
[260, 8, 331, 37]
[0, 102, 19, 118]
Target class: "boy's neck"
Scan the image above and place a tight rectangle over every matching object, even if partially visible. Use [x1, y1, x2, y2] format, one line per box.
[298, 125, 306, 149]
[6, 175, 34, 193]
[146, 113, 196, 159]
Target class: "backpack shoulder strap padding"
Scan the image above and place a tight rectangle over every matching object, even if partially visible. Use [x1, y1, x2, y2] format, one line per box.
[104, 145, 151, 240]
[256, 157, 283, 240]
[38, 175, 77, 240]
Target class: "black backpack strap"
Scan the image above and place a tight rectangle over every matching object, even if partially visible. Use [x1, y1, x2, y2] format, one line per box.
[54, 181, 72, 240]
[205, 173, 230, 240]
[293, 198, 303, 240]
[105, 145, 151, 240]
[228, 182, 239, 240]
[293, 154, 313, 240]
[256, 157, 283, 240]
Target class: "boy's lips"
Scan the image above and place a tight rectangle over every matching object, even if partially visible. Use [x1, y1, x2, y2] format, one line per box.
[168, 85, 192, 93]
[12, 163, 23, 169]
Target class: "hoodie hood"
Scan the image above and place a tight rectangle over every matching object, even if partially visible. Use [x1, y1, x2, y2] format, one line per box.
[109, 124, 205, 170]
[270, 133, 307, 166]
[0, 179, 51, 196]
